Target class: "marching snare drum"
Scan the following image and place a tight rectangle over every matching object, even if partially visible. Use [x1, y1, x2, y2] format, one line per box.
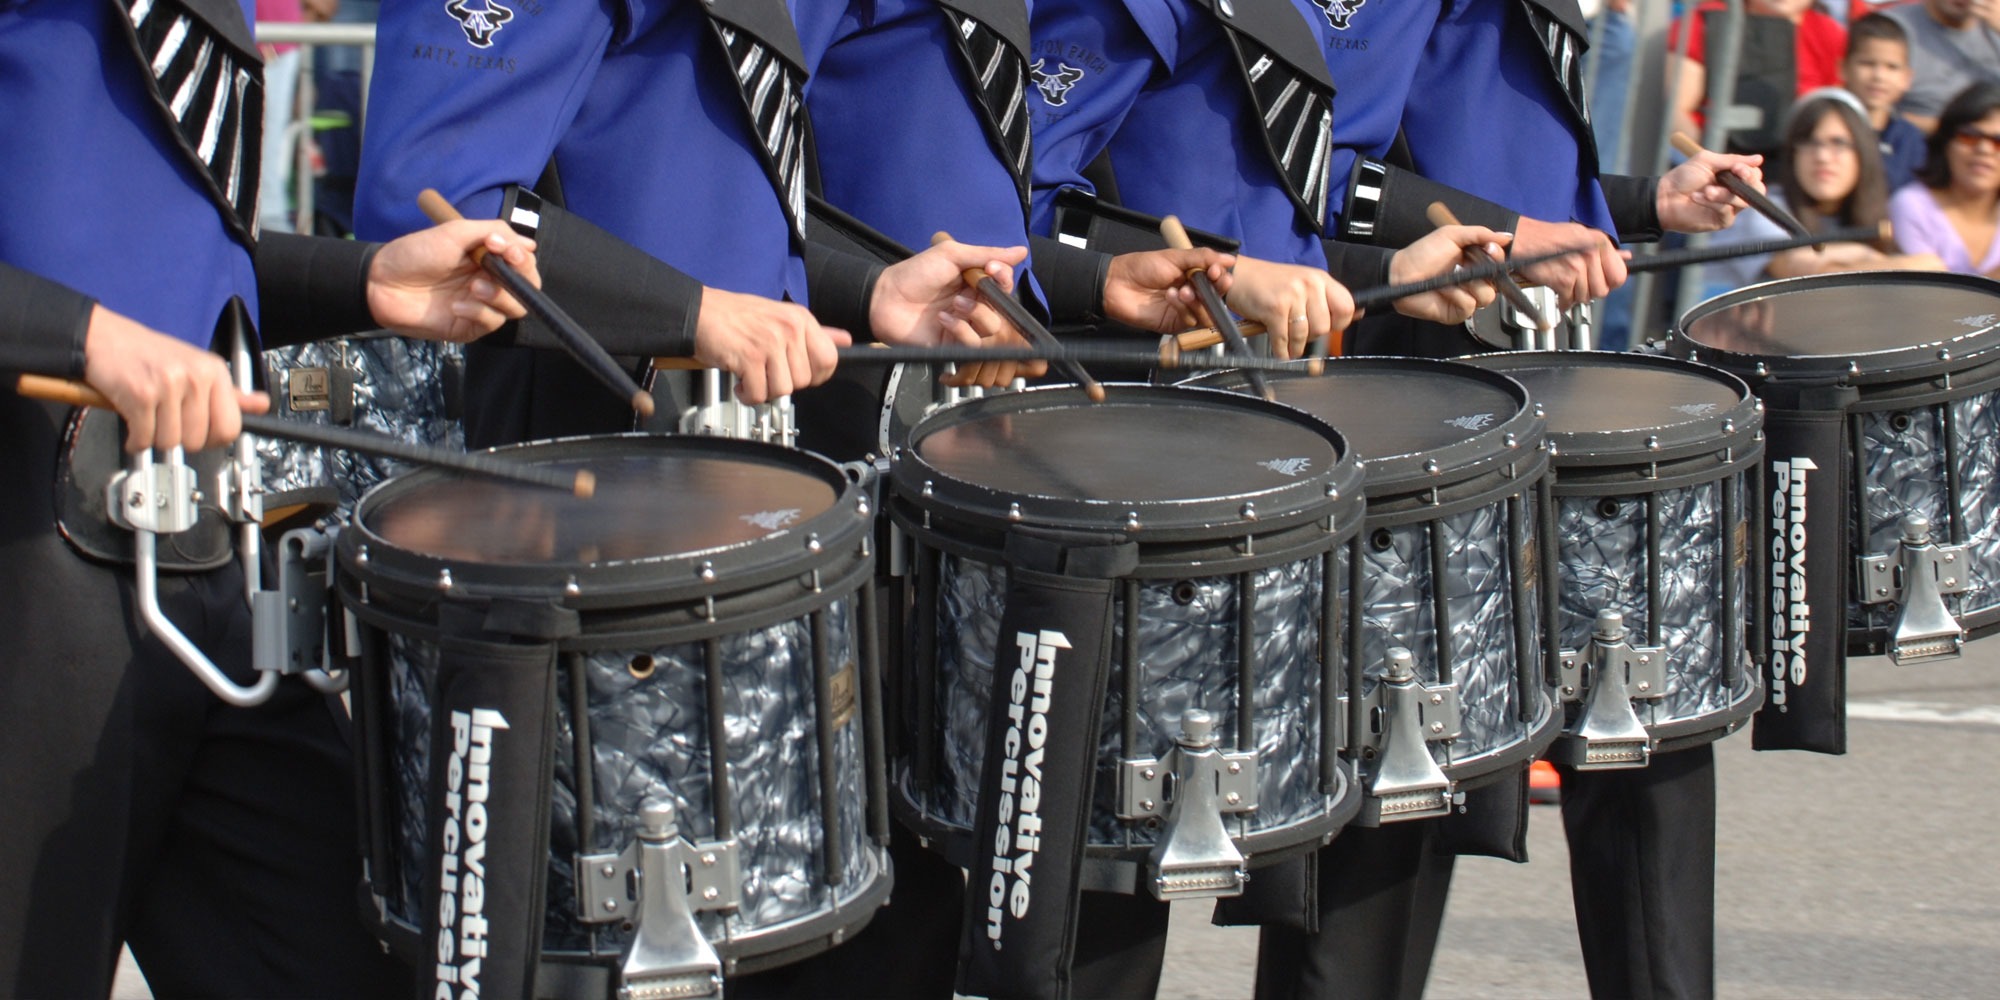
[1468, 352, 1764, 769]
[889, 385, 1364, 899]
[1676, 273, 2000, 671]
[337, 435, 890, 996]
[1192, 359, 1558, 822]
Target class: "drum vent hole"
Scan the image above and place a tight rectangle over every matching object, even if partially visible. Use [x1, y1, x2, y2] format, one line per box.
[1172, 581, 1200, 605]
[1889, 412, 1914, 433]
[1596, 498, 1623, 519]
[1369, 528, 1395, 552]
[629, 654, 656, 680]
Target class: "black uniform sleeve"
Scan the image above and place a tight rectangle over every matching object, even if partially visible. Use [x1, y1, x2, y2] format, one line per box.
[494, 186, 705, 357]
[252, 231, 382, 348]
[0, 262, 97, 378]
[1030, 235, 1112, 326]
[803, 241, 884, 342]
[1321, 241, 1396, 290]
[1336, 158, 1523, 250]
[1600, 173, 1664, 244]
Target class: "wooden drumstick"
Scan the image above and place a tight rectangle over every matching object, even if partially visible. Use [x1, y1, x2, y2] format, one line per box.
[1668, 134, 1820, 250]
[17, 374, 596, 497]
[417, 189, 654, 418]
[1426, 202, 1550, 333]
[1161, 216, 1276, 395]
[932, 232, 1104, 401]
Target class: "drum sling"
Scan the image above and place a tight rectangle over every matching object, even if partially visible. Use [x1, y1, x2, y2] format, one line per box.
[957, 528, 1134, 1000]
[1753, 384, 1855, 755]
[420, 602, 568, 1000]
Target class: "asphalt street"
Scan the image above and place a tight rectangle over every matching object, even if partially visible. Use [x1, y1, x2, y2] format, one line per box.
[115, 648, 2000, 999]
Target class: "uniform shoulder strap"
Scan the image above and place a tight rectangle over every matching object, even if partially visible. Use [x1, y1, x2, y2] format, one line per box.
[1196, 0, 1338, 230]
[702, 0, 812, 239]
[937, 0, 1033, 207]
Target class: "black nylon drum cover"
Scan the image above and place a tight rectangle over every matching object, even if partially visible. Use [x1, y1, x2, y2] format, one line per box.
[337, 435, 892, 987]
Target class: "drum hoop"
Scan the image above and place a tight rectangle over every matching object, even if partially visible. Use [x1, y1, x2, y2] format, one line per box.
[339, 433, 872, 610]
[890, 383, 1366, 543]
[1466, 351, 1764, 468]
[1183, 358, 1546, 499]
[1672, 271, 2000, 383]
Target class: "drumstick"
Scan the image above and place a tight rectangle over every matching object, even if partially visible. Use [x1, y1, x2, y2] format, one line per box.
[1668, 133, 1820, 250]
[1625, 222, 1886, 273]
[17, 374, 596, 498]
[932, 232, 1104, 402]
[1161, 216, 1273, 399]
[1426, 202, 1550, 333]
[416, 189, 654, 418]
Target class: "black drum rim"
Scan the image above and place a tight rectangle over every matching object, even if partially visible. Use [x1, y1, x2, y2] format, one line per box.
[1672, 271, 2000, 383]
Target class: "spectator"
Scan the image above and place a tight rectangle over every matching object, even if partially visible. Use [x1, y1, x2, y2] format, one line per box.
[1844, 13, 1930, 189]
[1889, 82, 2000, 272]
[1886, 0, 2000, 132]
[1669, 0, 1849, 152]
[1707, 92, 1942, 294]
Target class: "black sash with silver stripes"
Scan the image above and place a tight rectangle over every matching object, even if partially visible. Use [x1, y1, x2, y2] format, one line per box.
[114, 0, 263, 244]
[1520, 0, 1596, 168]
[706, 7, 811, 241]
[1209, 2, 1336, 230]
[940, 2, 1032, 208]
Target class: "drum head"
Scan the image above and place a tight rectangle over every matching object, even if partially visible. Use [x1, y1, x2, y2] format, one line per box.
[1674, 272, 2000, 381]
[1467, 352, 1759, 465]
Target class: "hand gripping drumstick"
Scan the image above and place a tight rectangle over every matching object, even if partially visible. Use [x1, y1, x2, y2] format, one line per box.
[1425, 202, 1551, 333]
[1160, 216, 1277, 395]
[931, 231, 1105, 402]
[416, 189, 655, 418]
[16, 374, 596, 497]
[1668, 134, 1821, 251]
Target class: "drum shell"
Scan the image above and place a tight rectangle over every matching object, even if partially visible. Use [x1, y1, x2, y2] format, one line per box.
[1674, 274, 2000, 652]
[888, 385, 1366, 891]
[1468, 351, 1766, 753]
[336, 435, 891, 977]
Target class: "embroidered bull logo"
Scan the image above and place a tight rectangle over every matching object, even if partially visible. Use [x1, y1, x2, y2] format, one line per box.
[1311, 0, 1367, 30]
[447, 0, 513, 48]
[1030, 59, 1086, 107]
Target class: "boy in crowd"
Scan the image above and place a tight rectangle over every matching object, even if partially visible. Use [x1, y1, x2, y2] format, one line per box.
[1845, 13, 1928, 190]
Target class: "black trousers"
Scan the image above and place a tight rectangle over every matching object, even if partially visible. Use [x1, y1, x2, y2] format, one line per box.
[0, 543, 409, 997]
[1556, 744, 1718, 1000]
[1253, 821, 1458, 1000]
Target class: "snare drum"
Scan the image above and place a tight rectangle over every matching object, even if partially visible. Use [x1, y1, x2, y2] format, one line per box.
[337, 435, 890, 994]
[261, 336, 464, 516]
[1467, 352, 1764, 769]
[889, 385, 1364, 898]
[1191, 359, 1559, 822]
[1677, 273, 2000, 666]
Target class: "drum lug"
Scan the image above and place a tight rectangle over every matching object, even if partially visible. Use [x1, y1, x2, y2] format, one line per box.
[1858, 514, 1970, 664]
[1115, 710, 1258, 901]
[1553, 611, 1663, 770]
[1356, 648, 1456, 824]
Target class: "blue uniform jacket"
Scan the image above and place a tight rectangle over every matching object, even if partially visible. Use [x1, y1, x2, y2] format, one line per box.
[1027, 0, 1331, 270]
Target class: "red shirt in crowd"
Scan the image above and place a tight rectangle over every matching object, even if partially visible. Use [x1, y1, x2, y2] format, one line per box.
[1670, 2, 1850, 128]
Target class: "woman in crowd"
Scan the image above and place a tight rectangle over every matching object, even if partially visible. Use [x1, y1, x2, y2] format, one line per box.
[1706, 90, 1941, 295]
[1889, 82, 2000, 275]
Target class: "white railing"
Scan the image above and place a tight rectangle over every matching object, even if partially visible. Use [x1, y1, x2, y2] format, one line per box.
[254, 21, 377, 235]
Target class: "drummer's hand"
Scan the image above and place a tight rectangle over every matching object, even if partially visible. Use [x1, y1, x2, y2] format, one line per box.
[693, 288, 850, 403]
[1388, 227, 1510, 324]
[1657, 150, 1764, 234]
[368, 222, 538, 342]
[933, 258, 1049, 388]
[82, 304, 270, 453]
[1511, 217, 1625, 310]
[1101, 248, 1237, 333]
[1222, 256, 1354, 360]
[870, 239, 1030, 346]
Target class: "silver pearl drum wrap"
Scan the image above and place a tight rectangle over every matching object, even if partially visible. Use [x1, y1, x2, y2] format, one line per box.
[380, 602, 881, 955]
[1356, 500, 1534, 771]
[1555, 478, 1755, 725]
[1851, 390, 2000, 631]
[922, 552, 1333, 848]
[258, 338, 464, 508]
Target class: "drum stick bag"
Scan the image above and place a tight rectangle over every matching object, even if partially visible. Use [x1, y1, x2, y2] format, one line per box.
[420, 601, 568, 1000]
[957, 528, 1135, 1000]
[1210, 852, 1319, 932]
[1751, 383, 1856, 755]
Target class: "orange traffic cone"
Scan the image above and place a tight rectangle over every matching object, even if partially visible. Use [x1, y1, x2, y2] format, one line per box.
[1528, 759, 1561, 804]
